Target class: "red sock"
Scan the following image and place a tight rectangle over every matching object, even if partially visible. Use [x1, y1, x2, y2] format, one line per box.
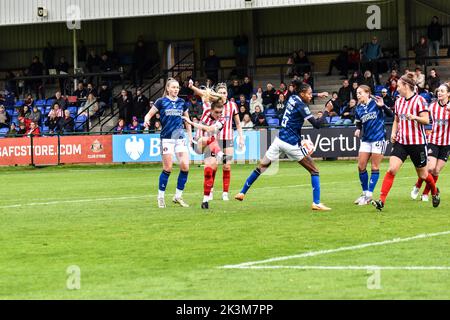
[415, 178, 424, 189]
[223, 169, 231, 193]
[423, 174, 438, 196]
[204, 167, 214, 196]
[380, 171, 395, 204]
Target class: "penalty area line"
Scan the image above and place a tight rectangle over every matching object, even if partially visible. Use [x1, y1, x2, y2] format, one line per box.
[222, 265, 450, 271]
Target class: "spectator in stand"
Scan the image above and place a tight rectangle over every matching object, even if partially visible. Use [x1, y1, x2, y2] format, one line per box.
[256, 87, 263, 101]
[131, 39, 148, 87]
[326, 92, 342, 117]
[23, 94, 34, 109]
[86, 49, 101, 73]
[415, 67, 426, 93]
[128, 116, 142, 134]
[262, 83, 277, 109]
[0, 106, 10, 129]
[254, 114, 268, 128]
[381, 88, 394, 111]
[115, 118, 126, 134]
[18, 106, 31, 128]
[241, 114, 254, 128]
[349, 71, 364, 87]
[251, 105, 264, 124]
[388, 79, 399, 99]
[17, 122, 26, 135]
[25, 121, 40, 137]
[237, 94, 249, 113]
[338, 79, 351, 106]
[285, 84, 295, 100]
[132, 88, 149, 121]
[295, 49, 311, 75]
[362, 36, 382, 85]
[53, 91, 67, 110]
[61, 110, 75, 133]
[179, 79, 194, 98]
[240, 76, 253, 99]
[350, 81, 359, 101]
[43, 42, 55, 74]
[228, 79, 241, 101]
[29, 105, 42, 125]
[315, 111, 328, 126]
[46, 103, 64, 134]
[57, 56, 70, 94]
[275, 94, 286, 119]
[414, 36, 428, 67]
[82, 93, 99, 119]
[73, 82, 88, 99]
[326, 46, 349, 78]
[276, 82, 288, 96]
[427, 16, 443, 66]
[98, 83, 112, 114]
[29, 56, 45, 99]
[302, 72, 314, 91]
[187, 96, 202, 119]
[118, 89, 132, 124]
[348, 47, 360, 72]
[335, 98, 356, 126]
[6, 123, 17, 137]
[426, 68, 440, 95]
[153, 120, 162, 133]
[238, 105, 250, 121]
[385, 69, 400, 87]
[100, 53, 113, 72]
[361, 70, 375, 94]
[204, 49, 220, 84]
[249, 94, 263, 114]
[77, 40, 87, 70]
[86, 83, 98, 97]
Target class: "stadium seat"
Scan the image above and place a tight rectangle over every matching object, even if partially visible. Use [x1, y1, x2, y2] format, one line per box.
[420, 92, 432, 103]
[14, 100, 24, 108]
[329, 116, 341, 124]
[67, 96, 78, 104]
[41, 125, 49, 133]
[75, 114, 87, 132]
[46, 99, 56, 106]
[375, 85, 386, 93]
[35, 99, 46, 107]
[265, 108, 276, 116]
[267, 117, 280, 127]
[6, 109, 13, 117]
[68, 106, 78, 117]
[0, 127, 9, 137]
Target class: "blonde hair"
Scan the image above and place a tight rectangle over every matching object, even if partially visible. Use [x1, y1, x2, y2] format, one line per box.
[204, 88, 225, 104]
[164, 78, 180, 97]
[358, 85, 372, 94]
[399, 72, 417, 91]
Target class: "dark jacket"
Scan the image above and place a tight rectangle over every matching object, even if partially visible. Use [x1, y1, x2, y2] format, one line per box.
[428, 22, 443, 42]
[61, 116, 75, 133]
[338, 86, 351, 105]
[262, 88, 277, 107]
[132, 94, 149, 120]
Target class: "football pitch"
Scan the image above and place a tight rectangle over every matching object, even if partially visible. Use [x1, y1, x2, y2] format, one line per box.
[0, 160, 449, 299]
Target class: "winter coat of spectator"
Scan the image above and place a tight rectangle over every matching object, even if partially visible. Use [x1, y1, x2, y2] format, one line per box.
[349, 71, 364, 87]
[275, 94, 286, 119]
[187, 96, 203, 119]
[6, 123, 18, 137]
[362, 37, 382, 62]
[338, 80, 352, 105]
[118, 90, 133, 124]
[86, 83, 98, 97]
[98, 84, 112, 113]
[29, 106, 42, 125]
[240, 76, 253, 99]
[132, 89, 149, 121]
[385, 70, 400, 87]
[381, 89, 394, 111]
[241, 114, 254, 128]
[302, 73, 314, 90]
[0, 106, 10, 129]
[415, 68, 426, 92]
[326, 46, 349, 77]
[262, 83, 277, 109]
[29, 56, 45, 76]
[254, 114, 268, 128]
[78, 40, 87, 65]
[249, 94, 263, 114]
[73, 83, 88, 99]
[350, 82, 359, 101]
[17, 123, 27, 135]
[427, 16, 443, 65]
[46, 104, 64, 133]
[204, 49, 220, 84]
[61, 110, 75, 133]
[361, 70, 376, 94]
[228, 79, 241, 101]
[43, 42, 55, 71]
[179, 80, 194, 99]
[251, 105, 264, 124]
[388, 79, 399, 99]
[237, 95, 249, 113]
[414, 37, 428, 66]
[348, 48, 360, 71]
[86, 50, 101, 73]
[99, 53, 113, 72]
[52, 91, 67, 110]
[335, 99, 356, 126]
[25, 121, 40, 137]
[24, 95, 34, 109]
[128, 117, 142, 134]
[115, 119, 126, 134]
[294, 50, 311, 75]
[285, 84, 295, 100]
[238, 105, 251, 122]
[82, 93, 99, 118]
[426, 69, 441, 94]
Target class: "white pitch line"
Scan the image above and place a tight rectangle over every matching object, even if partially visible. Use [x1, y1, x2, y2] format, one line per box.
[226, 265, 450, 270]
[221, 230, 450, 269]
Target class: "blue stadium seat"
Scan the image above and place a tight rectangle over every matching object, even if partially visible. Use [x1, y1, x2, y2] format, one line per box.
[14, 100, 24, 108]
[46, 99, 56, 106]
[12, 116, 19, 125]
[44, 106, 52, 114]
[375, 85, 386, 93]
[0, 127, 9, 138]
[329, 116, 341, 124]
[35, 99, 46, 107]
[420, 92, 432, 103]
[6, 109, 13, 117]
[265, 108, 276, 116]
[75, 114, 87, 132]
[68, 106, 78, 117]
[41, 125, 49, 133]
[267, 117, 280, 127]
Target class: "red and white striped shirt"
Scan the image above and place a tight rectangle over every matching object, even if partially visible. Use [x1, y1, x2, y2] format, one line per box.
[428, 100, 450, 146]
[395, 95, 428, 145]
[195, 103, 225, 139]
[199, 101, 237, 141]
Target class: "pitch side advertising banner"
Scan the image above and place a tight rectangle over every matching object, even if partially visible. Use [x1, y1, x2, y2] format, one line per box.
[0, 135, 112, 166]
[266, 125, 393, 158]
[112, 131, 261, 163]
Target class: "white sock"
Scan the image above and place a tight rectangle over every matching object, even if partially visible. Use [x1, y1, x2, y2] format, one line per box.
[223, 192, 228, 196]
[175, 188, 183, 199]
[158, 190, 165, 198]
[209, 188, 214, 196]
[366, 191, 373, 198]
[203, 195, 209, 202]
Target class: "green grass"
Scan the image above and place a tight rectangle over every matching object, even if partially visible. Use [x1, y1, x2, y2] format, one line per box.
[0, 160, 449, 299]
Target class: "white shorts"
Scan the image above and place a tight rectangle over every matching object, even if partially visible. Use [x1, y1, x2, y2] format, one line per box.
[265, 137, 308, 162]
[161, 138, 189, 155]
[359, 140, 388, 155]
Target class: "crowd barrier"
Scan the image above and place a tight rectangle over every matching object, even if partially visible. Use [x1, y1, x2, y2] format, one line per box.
[0, 126, 398, 166]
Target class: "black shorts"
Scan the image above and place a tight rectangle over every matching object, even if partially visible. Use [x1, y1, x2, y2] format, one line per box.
[218, 139, 234, 149]
[428, 144, 450, 162]
[391, 143, 428, 168]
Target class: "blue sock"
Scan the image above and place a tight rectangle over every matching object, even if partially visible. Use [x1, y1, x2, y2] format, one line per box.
[311, 174, 321, 205]
[241, 168, 261, 194]
[159, 170, 171, 191]
[177, 170, 189, 191]
[359, 170, 369, 193]
[369, 170, 380, 193]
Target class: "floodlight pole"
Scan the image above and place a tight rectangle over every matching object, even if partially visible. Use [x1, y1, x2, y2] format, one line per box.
[73, 28, 78, 91]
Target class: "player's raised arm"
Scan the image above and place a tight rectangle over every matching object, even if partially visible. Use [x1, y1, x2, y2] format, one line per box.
[374, 95, 394, 117]
[182, 116, 222, 133]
